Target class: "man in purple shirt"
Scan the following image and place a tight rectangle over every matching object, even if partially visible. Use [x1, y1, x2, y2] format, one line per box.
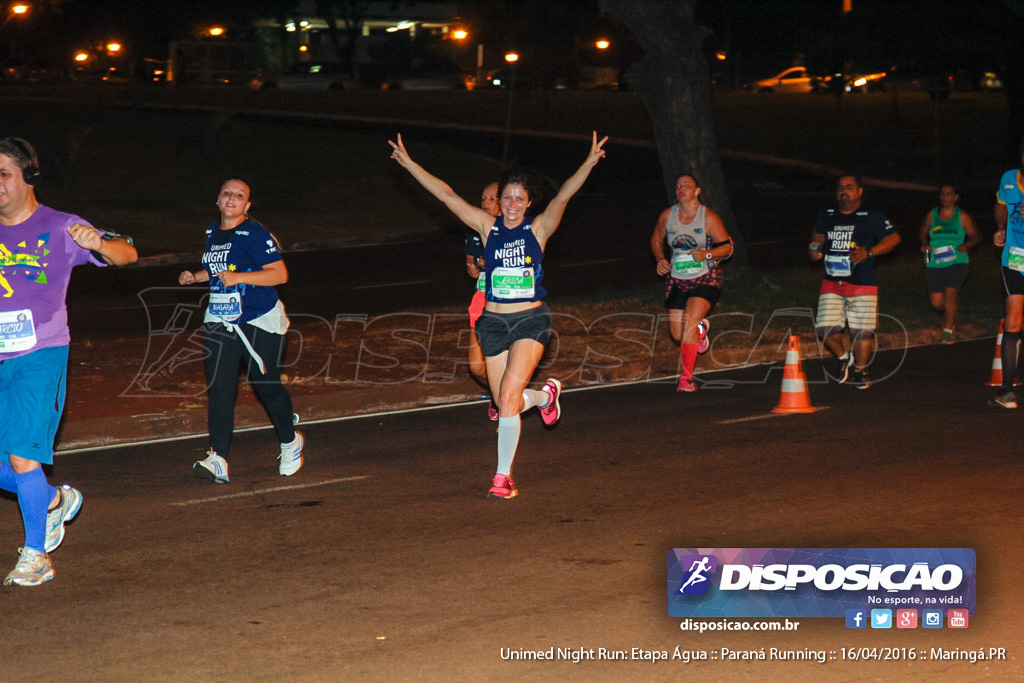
[0, 137, 137, 586]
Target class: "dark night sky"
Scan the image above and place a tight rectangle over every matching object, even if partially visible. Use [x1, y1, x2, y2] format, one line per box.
[9, 0, 1023, 80]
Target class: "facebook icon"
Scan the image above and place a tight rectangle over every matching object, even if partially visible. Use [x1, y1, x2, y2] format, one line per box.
[845, 609, 867, 629]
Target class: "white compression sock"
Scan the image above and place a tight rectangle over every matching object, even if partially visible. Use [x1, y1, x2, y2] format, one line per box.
[522, 389, 547, 411]
[496, 415, 521, 475]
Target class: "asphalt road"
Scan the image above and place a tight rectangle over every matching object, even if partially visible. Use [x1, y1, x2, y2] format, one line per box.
[2, 340, 1020, 681]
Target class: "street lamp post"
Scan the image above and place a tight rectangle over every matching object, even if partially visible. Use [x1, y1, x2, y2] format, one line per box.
[476, 44, 483, 89]
[501, 52, 519, 168]
[1, 3, 31, 61]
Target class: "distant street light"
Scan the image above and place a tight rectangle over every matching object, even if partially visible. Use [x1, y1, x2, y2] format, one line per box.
[208, 27, 225, 37]
[452, 28, 468, 41]
[595, 39, 610, 50]
[505, 52, 519, 63]
[106, 42, 121, 53]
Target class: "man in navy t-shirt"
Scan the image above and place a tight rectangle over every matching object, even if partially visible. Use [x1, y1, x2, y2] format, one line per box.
[808, 174, 901, 389]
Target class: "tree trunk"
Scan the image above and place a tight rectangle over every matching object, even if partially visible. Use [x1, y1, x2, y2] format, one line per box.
[997, 1, 1024, 158]
[315, 1, 348, 64]
[600, 0, 747, 268]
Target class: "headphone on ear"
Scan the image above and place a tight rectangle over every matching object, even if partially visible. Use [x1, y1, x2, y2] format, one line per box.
[2, 138, 40, 185]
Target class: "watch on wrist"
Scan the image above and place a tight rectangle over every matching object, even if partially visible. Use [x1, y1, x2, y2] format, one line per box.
[705, 250, 713, 261]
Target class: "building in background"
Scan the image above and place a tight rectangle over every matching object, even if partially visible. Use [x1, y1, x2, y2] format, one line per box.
[168, 1, 462, 88]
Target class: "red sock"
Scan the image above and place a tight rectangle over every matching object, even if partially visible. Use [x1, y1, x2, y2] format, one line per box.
[680, 343, 699, 380]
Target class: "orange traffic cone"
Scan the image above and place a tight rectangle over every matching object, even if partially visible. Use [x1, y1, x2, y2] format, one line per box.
[987, 319, 1019, 387]
[772, 335, 816, 414]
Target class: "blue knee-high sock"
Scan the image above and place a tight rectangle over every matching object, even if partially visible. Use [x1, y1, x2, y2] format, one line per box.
[496, 416, 521, 476]
[0, 462, 17, 493]
[15, 468, 54, 552]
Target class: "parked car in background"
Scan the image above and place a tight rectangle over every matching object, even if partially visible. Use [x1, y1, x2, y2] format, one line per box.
[811, 71, 888, 94]
[486, 65, 577, 90]
[746, 67, 814, 93]
[2, 60, 64, 83]
[844, 71, 888, 93]
[487, 66, 530, 89]
[385, 56, 471, 91]
[979, 71, 1003, 90]
[262, 61, 358, 90]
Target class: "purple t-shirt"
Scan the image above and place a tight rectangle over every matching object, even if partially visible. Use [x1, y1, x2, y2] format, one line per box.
[0, 205, 105, 358]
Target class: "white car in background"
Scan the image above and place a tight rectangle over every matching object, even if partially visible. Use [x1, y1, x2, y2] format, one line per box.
[262, 62, 359, 90]
[747, 67, 814, 93]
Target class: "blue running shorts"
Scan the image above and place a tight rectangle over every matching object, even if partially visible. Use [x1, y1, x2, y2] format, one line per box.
[0, 346, 69, 465]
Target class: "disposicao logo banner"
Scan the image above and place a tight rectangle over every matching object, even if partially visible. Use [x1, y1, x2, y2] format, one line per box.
[667, 548, 975, 618]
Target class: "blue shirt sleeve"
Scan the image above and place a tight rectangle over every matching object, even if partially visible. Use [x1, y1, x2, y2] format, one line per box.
[244, 222, 283, 270]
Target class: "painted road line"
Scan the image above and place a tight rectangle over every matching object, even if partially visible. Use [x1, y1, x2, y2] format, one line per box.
[169, 475, 370, 507]
[352, 279, 431, 290]
[715, 406, 831, 425]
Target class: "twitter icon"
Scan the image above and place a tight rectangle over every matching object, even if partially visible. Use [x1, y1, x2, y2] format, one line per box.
[870, 609, 892, 629]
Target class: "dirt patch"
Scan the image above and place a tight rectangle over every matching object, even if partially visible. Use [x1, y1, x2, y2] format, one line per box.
[58, 307, 997, 450]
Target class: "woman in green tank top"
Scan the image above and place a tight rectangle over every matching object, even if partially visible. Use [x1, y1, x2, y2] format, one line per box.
[918, 184, 981, 342]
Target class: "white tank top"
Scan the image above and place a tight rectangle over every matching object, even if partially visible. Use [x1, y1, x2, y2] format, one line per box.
[666, 204, 710, 279]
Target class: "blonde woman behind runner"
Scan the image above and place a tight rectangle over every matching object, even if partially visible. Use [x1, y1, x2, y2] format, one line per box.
[466, 182, 501, 420]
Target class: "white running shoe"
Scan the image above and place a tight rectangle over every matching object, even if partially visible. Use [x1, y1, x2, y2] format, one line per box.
[45, 484, 83, 553]
[193, 451, 230, 483]
[278, 431, 305, 476]
[3, 547, 54, 587]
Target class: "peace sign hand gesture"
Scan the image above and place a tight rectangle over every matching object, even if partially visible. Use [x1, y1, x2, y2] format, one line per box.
[388, 133, 412, 169]
[583, 131, 609, 169]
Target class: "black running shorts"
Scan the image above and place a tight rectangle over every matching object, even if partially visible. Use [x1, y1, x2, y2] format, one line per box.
[476, 303, 552, 357]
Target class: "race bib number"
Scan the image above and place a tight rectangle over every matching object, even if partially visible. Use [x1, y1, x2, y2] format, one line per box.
[824, 254, 852, 278]
[476, 272, 486, 292]
[0, 309, 37, 353]
[1009, 247, 1024, 272]
[932, 245, 957, 264]
[491, 267, 535, 299]
[671, 253, 704, 278]
[209, 291, 243, 322]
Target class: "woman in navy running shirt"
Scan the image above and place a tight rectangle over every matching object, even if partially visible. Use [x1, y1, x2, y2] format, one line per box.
[178, 179, 304, 483]
[389, 132, 607, 499]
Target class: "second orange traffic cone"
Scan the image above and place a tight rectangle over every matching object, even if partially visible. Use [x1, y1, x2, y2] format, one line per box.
[772, 335, 816, 414]
[987, 318, 1019, 387]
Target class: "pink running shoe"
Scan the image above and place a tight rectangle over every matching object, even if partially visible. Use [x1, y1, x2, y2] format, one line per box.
[487, 474, 518, 499]
[487, 402, 499, 421]
[677, 377, 698, 393]
[539, 378, 562, 425]
[697, 318, 710, 354]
